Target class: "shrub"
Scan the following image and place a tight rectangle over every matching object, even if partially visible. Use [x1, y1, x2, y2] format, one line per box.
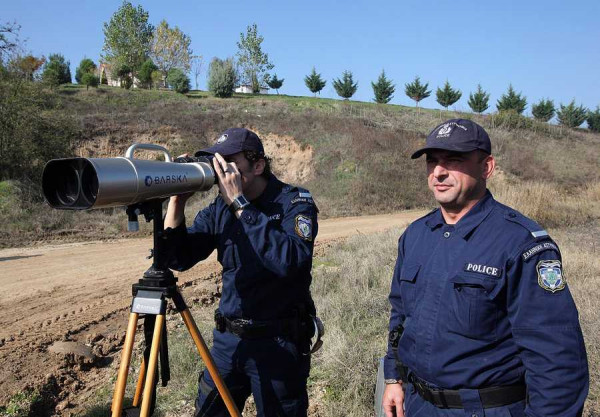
[81, 72, 99, 89]
[557, 100, 587, 128]
[496, 84, 527, 114]
[207, 57, 236, 98]
[332, 70, 358, 100]
[587, 107, 600, 133]
[166, 68, 191, 94]
[42, 53, 71, 85]
[138, 58, 158, 88]
[531, 99, 555, 122]
[489, 109, 533, 130]
[75, 58, 96, 84]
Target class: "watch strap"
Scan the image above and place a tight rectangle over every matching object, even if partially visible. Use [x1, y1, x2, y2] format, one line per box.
[230, 195, 250, 213]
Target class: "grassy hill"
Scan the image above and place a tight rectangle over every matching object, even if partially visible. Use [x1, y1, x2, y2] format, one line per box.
[1, 84, 599, 247]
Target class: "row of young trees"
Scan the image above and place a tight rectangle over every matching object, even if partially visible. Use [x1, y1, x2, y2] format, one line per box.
[301, 69, 599, 130]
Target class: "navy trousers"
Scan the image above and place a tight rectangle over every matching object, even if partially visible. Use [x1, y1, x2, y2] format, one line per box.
[194, 330, 310, 417]
[402, 383, 526, 417]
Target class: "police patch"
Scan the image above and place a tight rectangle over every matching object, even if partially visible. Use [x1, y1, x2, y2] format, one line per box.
[295, 215, 312, 241]
[537, 260, 565, 293]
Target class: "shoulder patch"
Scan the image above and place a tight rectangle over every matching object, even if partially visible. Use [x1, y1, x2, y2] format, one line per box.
[537, 260, 566, 293]
[522, 242, 559, 262]
[295, 214, 313, 241]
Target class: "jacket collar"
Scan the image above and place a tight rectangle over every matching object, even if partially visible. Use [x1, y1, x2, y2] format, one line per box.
[425, 190, 495, 239]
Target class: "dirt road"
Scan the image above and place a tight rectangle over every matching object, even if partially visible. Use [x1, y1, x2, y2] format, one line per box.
[0, 210, 423, 414]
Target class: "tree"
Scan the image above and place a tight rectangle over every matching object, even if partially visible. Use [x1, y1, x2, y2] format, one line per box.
[587, 107, 600, 133]
[138, 58, 158, 88]
[236, 23, 273, 89]
[436, 80, 462, 110]
[116, 64, 132, 89]
[371, 69, 395, 104]
[304, 67, 326, 96]
[100, 70, 108, 85]
[468, 84, 490, 114]
[12, 54, 45, 80]
[207, 57, 236, 98]
[496, 84, 527, 114]
[191, 55, 203, 90]
[531, 99, 555, 122]
[0, 21, 20, 63]
[102, 1, 153, 79]
[81, 72, 99, 90]
[267, 74, 284, 94]
[404, 76, 431, 108]
[166, 68, 190, 94]
[556, 100, 587, 128]
[151, 70, 163, 89]
[42, 53, 71, 85]
[333, 70, 358, 100]
[75, 58, 96, 84]
[151, 19, 193, 81]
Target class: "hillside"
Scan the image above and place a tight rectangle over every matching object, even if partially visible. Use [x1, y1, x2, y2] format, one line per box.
[1, 85, 600, 248]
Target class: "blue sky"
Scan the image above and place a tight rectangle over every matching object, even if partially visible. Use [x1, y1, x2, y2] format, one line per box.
[3, 0, 599, 113]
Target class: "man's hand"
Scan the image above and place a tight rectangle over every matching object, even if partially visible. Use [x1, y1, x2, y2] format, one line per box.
[165, 153, 195, 229]
[382, 383, 404, 417]
[212, 152, 243, 206]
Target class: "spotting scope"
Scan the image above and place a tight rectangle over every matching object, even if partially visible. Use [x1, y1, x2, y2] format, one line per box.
[42, 144, 215, 210]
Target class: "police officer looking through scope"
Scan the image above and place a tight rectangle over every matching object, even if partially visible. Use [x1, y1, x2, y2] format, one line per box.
[163, 128, 320, 416]
[382, 119, 588, 416]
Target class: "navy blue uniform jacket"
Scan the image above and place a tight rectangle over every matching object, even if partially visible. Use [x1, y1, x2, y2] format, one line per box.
[385, 191, 588, 416]
[164, 174, 318, 320]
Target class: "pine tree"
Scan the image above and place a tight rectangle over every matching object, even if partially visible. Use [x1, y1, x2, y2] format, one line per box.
[531, 99, 555, 122]
[267, 74, 284, 94]
[496, 84, 527, 114]
[468, 84, 490, 114]
[371, 69, 395, 104]
[556, 100, 587, 128]
[587, 106, 600, 133]
[332, 70, 358, 100]
[304, 67, 326, 96]
[404, 76, 431, 108]
[435, 80, 462, 110]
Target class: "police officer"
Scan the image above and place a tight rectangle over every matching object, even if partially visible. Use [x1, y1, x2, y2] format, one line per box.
[382, 119, 588, 416]
[163, 128, 319, 416]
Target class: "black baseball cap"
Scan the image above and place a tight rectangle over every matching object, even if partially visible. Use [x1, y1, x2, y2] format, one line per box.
[195, 128, 265, 157]
[411, 119, 492, 159]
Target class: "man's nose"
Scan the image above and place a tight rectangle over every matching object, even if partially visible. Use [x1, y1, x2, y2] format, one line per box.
[433, 163, 448, 178]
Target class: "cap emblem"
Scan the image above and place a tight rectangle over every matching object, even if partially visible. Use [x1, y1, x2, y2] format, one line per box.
[216, 134, 228, 144]
[436, 122, 468, 139]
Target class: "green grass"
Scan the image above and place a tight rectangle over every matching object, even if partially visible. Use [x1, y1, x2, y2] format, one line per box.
[0, 391, 42, 417]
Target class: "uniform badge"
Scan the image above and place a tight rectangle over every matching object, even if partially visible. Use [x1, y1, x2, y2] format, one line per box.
[537, 260, 565, 293]
[216, 134, 228, 143]
[295, 215, 312, 241]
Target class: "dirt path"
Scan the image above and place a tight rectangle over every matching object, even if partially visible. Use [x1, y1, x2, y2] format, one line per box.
[0, 210, 424, 414]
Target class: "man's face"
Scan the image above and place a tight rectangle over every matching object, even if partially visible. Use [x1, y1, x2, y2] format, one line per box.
[224, 152, 264, 192]
[426, 149, 490, 209]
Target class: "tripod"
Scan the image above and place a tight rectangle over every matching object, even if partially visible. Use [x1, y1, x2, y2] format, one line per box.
[110, 200, 241, 417]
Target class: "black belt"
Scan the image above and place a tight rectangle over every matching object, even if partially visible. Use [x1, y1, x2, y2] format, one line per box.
[215, 310, 302, 340]
[405, 368, 526, 409]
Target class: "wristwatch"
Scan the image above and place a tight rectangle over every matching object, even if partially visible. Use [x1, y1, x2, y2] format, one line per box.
[384, 379, 401, 385]
[229, 195, 250, 214]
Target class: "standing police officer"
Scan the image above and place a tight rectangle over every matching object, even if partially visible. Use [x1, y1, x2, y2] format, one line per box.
[382, 119, 588, 416]
[163, 128, 319, 417]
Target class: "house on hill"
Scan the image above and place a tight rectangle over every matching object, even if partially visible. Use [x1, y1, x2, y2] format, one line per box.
[98, 62, 141, 88]
[235, 84, 269, 94]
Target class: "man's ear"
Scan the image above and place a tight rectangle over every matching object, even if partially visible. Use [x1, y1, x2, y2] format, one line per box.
[482, 154, 496, 180]
[253, 158, 266, 176]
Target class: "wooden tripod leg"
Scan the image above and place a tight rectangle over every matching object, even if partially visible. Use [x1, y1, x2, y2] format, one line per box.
[111, 312, 139, 417]
[180, 309, 242, 417]
[132, 356, 146, 407]
[139, 314, 164, 417]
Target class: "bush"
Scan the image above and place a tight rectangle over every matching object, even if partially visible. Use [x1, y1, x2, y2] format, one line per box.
[587, 107, 600, 133]
[207, 57, 236, 98]
[75, 58, 96, 84]
[41, 53, 71, 85]
[0, 78, 77, 182]
[81, 72, 99, 89]
[488, 109, 533, 130]
[532, 99, 555, 122]
[166, 68, 190, 94]
[138, 59, 158, 88]
[557, 100, 587, 128]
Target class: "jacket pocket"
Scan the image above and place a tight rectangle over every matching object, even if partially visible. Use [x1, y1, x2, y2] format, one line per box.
[447, 272, 502, 340]
[399, 264, 420, 315]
